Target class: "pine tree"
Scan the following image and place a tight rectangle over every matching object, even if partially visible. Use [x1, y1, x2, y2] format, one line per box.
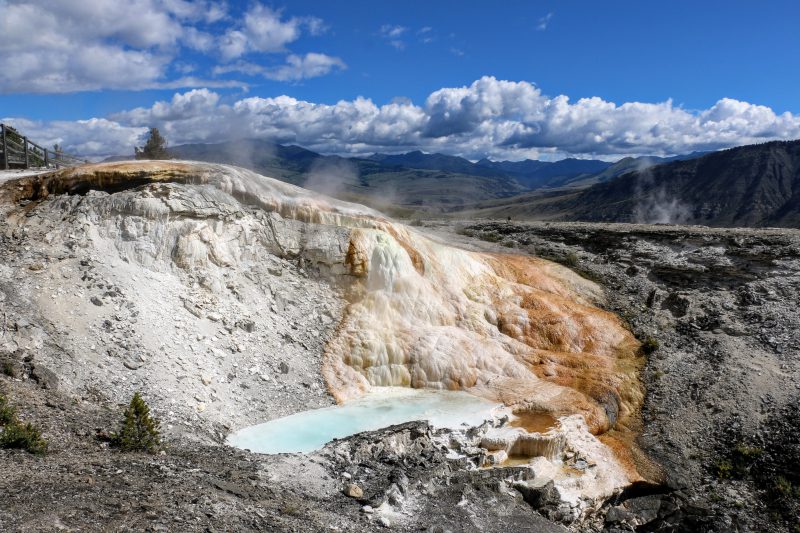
[0, 393, 47, 455]
[0, 393, 16, 425]
[135, 128, 170, 160]
[113, 392, 161, 453]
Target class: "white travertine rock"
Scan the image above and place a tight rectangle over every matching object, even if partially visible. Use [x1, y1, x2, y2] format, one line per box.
[2, 161, 648, 510]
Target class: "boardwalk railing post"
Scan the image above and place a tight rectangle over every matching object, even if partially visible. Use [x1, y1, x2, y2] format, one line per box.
[1, 124, 7, 170]
[0, 124, 81, 170]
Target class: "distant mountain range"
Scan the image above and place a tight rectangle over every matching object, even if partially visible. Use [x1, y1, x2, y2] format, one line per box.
[461, 140, 800, 227]
[475, 157, 611, 189]
[163, 141, 527, 215]
[105, 138, 800, 227]
[105, 140, 708, 215]
[368, 151, 621, 189]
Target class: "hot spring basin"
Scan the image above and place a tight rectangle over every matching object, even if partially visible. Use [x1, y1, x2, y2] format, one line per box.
[227, 387, 501, 454]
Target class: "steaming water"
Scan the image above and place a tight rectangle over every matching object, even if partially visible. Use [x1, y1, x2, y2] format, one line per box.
[227, 387, 500, 454]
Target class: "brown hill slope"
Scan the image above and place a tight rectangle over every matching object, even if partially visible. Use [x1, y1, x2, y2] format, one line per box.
[457, 140, 800, 228]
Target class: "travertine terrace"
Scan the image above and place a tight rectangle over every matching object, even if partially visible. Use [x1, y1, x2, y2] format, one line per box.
[1, 161, 664, 528]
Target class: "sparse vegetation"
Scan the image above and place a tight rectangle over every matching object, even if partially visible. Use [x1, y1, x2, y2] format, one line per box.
[731, 443, 762, 477]
[482, 231, 503, 243]
[0, 420, 48, 455]
[715, 459, 733, 479]
[0, 393, 47, 454]
[455, 227, 476, 237]
[112, 392, 161, 453]
[574, 266, 604, 284]
[563, 252, 579, 267]
[734, 443, 763, 460]
[281, 502, 301, 516]
[0, 393, 16, 425]
[641, 336, 659, 355]
[775, 476, 796, 498]
[713, 442, 763, 479]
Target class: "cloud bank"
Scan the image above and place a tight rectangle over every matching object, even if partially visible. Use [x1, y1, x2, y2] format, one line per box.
[0, 0, 343, 92]
[6, 77, 800, 161]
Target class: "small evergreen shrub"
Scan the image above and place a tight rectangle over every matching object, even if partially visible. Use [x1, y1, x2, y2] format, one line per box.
[715, 459, 733, 479]
[713, 442, 764, 479]
[281, 502, 301, 516]
[0, 420, 48, 455]
[775, 476, 795, 497]
[112, 392, 161, 453]
[0, 393, 47, 454]
[483, 231, 503, 243]
[734, 444, 763, 460]
[641, 336, 659, 355]
[0, 394, 15, 425]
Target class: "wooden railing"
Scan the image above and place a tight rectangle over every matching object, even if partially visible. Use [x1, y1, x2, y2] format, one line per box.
[1, 123, 87, 170]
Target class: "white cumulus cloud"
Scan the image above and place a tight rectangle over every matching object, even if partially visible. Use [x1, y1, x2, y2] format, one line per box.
[6, 77, 800, 161]
[0, 1, 339, 93]
[211, 53, 346, 82]
[263, 53, 347, 82]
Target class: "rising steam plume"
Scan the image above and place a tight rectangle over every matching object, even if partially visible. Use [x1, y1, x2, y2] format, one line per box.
[632, 160, 692, 224]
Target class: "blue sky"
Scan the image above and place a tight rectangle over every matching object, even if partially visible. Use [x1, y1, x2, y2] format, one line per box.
[2, 0, 799, 160]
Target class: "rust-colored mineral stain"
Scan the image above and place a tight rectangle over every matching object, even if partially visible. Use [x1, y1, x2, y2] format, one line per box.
[502, 455, 536, 467]
[345, 238, 368, 277]
[509, 411, 558, 433]
[382, 224, 426, 275]
[489, 256, 643, 436]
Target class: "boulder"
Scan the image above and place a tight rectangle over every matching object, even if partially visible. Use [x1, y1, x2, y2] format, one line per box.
[343, 483, 363, 498]
[30, 364, 58, 390]
[0, 357, 24, 378]
[515, 480, 562, 514]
